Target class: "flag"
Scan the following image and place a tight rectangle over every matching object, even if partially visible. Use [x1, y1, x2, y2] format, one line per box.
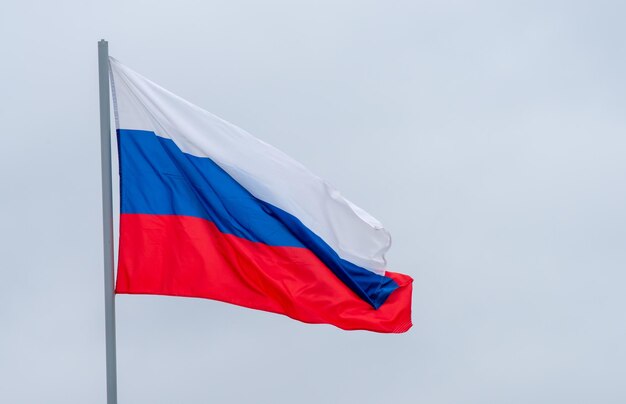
[109, 57, 412, 333]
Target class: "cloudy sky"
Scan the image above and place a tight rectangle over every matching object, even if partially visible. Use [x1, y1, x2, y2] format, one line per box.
[1, 1, 625, 403]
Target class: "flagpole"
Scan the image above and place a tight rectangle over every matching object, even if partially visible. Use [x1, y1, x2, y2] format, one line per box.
[98, 39, 118, 404]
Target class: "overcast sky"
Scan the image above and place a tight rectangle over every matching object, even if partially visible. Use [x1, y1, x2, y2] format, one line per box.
[1, 1, 625, 403]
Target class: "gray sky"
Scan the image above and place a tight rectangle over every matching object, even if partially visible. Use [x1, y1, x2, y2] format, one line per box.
[1, 1, 625, 403]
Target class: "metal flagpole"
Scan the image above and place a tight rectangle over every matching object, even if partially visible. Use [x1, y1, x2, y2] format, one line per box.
[98, 39, 118, 404]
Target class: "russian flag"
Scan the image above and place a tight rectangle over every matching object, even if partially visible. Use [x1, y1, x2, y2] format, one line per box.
[109, 57, 413, 333]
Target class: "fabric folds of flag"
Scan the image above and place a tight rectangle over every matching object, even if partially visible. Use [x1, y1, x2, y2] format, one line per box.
[109, 57, 413, 333]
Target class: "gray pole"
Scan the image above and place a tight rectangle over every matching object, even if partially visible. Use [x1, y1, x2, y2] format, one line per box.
[98, 39, 118, 404]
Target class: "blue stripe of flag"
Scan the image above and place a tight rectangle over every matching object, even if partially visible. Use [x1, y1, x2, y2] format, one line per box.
[117, 129, 398, 309]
